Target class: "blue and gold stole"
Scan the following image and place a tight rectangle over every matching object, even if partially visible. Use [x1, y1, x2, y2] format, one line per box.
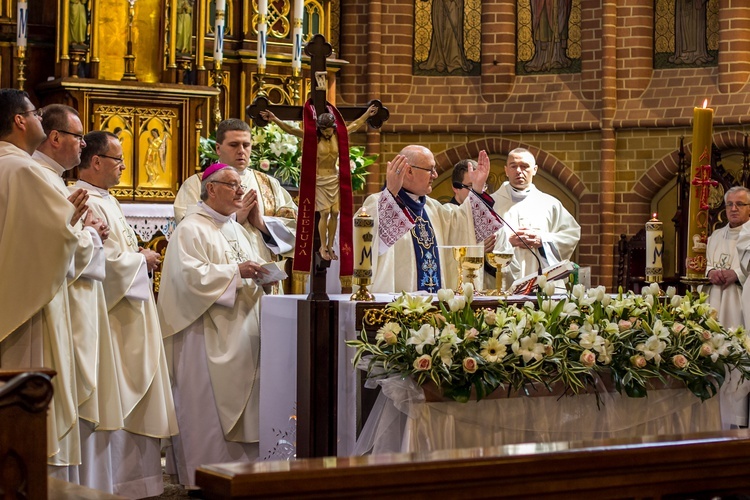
[399, 190, 441, 293]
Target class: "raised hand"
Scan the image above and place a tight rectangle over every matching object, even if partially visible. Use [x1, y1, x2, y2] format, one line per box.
[385, 154, 409, 197]
[467, 150, 490, 193]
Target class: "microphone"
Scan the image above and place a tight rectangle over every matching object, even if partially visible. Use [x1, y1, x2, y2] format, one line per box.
[494, 213, 544, 276]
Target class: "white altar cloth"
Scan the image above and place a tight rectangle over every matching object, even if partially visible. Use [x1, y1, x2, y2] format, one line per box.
[355, 376, 723, 455]
[259, 294, 396, 460]
[120, 203, 176, 241]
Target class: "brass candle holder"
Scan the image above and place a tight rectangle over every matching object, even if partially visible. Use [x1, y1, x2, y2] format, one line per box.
[351, 275, 375, 302]
[452, 246, 467, 293]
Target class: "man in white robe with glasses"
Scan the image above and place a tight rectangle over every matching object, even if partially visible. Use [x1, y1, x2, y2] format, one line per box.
[158, 163, 278, 490]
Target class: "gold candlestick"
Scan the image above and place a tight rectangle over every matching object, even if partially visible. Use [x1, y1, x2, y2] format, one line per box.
[452, 246, 467, 293]
[122, 0, 138, 81]
[16, 45, 26, 90]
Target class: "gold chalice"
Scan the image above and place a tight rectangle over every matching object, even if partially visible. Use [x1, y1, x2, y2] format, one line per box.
[452, 246, 467, 293]
[485, 252, 513, 296]
[462, 256, 484, 292]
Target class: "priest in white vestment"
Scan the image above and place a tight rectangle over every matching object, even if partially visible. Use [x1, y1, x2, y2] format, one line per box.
[488, 148, 580, 291]
[74, 131, 178, 499]
[158, 163, 278, 488]
[173, 118, 296, 261]
[712, 186, 750, 428]
[33, 104, 124, 492]
[0, 90, 81, 470]
[361, 146, 504, 293]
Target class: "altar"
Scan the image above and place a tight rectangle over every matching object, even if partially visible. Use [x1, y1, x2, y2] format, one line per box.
[259, 295, 727, 460]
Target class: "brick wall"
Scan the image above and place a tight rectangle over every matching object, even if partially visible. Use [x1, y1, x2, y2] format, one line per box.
[339, 0, 750, 290]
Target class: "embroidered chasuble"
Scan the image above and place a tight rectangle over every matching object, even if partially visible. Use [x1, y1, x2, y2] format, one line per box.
[173, 168, 297, 258]
[360, 188, 503, 293]
[401, 193, 441, 292]
[74, 181, 178, 439]
[0, 142, 80, 463]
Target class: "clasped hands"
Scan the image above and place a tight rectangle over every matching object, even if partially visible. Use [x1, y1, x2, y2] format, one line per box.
[236, 189, 269, 235]
[708, 268, 738, 290]
[510, 228, 542, 249]
[69, 188, 109, 242]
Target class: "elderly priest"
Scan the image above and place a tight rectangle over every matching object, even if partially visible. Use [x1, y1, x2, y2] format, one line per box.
[158, 163, 278, 489]
[361, 146, 504, 293]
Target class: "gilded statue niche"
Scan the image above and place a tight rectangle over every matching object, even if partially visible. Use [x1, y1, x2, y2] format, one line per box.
[96, 0, 164, 82]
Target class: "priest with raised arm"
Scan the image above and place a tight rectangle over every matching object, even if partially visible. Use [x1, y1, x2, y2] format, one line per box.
[158, 163, 276, 490]
[361, 145, 504, 293]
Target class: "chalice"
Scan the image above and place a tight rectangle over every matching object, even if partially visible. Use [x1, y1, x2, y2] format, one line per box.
[462, 256, 484, 292]
[452, 246, 467, 293]
[485, 252, 513, 296]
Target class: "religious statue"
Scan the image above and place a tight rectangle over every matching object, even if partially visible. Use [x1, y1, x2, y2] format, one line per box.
[144, 128, 167, 184]
[69, 0, 88, 46]
[417, 0, 473, 74]
[175, 0, 194, 54]
[524, 0, 573, 72]
[670, 0, 712, 65]
[260, 104, 378, 260]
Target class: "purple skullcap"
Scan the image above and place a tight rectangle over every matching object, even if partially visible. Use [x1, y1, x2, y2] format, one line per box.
[202, 162, 231, 181]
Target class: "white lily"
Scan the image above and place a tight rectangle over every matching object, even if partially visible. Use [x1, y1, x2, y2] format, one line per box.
[406, 324, 436, 354]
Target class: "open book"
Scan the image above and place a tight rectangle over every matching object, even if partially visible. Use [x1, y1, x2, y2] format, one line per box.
[510, 260, 576, 296]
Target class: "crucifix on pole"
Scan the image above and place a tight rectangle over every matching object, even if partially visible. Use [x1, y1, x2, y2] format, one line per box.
[246, 33, 388, 458]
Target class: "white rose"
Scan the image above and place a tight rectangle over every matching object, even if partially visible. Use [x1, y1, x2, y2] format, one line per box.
[463, 283, 474, 303]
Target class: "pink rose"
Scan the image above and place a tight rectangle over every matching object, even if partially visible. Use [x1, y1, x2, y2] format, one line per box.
[383, 330, 398, 345]
[701, 330, 712, 341]
[671, 354, 689, 369]
[618, 319, 632, 332]
[545, 345, 554, 357]
[464, 328, 479, 341]
[630, 355, 647, 368]
[580, 350, 596, 367]
[259, 159, 271, 172]
[672, 322, 686, 335]
[413, 354, 432, 371]
[462, 357, 478, 374]
[700, 344, 713, 357]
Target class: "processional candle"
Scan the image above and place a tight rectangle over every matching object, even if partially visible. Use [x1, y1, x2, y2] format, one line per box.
[645, 213, 663, 283]
[257, 0, 268, 71]
[291, 0, 304, 73]
[353, 208, 374, 278]
[17, 1, 27, 49]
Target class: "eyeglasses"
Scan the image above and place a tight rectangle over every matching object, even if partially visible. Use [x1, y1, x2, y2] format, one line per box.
[56, 129, 85, 142]
[409, 164, 437, 174]
[97, 153, 125, 165]
[18, 108, 43, 117]
[452, 181, 472, 190]
[210, 180, 244, 191]
[726, 202, 750, 209]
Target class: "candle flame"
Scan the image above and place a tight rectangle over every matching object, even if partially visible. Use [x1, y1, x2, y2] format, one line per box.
[652, 212, 658, 219]
[702, 99, 708, 109]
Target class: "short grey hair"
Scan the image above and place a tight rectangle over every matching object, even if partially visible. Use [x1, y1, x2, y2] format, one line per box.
[199, 166, 239, 201]
[724, 186, 750, 204]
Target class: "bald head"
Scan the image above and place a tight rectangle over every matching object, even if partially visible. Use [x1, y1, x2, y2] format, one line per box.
[400, 145, 437, 197]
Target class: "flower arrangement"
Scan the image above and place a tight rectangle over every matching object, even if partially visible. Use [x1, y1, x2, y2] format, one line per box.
[347, 281, 750, 403]
[199, 125, 376, 191]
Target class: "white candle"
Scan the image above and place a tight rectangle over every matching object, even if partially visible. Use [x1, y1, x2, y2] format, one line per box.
[291, 0, 304, 72]
[353, 208, 374, 278]
[257, 0, 268, 70]
[16, 1, 28, 48]
[213, 0, 225, 64]
[645, 213, 663, 283]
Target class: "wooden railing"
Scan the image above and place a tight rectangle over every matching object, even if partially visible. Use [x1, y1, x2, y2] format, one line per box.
[197, 429, 750, 499]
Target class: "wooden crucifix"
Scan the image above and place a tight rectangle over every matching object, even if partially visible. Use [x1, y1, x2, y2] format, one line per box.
[246, 34, 388, 459]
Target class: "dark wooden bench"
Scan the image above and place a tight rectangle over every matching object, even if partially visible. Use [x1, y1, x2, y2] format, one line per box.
[196, 429, 750, 499]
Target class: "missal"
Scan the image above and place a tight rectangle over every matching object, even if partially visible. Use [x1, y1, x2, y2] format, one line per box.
[509, 260, 576, 295]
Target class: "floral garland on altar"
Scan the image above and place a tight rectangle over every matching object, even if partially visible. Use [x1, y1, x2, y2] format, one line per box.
[347, 281, 750, 403]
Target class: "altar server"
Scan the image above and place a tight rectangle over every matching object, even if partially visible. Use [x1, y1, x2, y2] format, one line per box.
[361, 145, 503, 293]
[173, 118, 296, 259]
[75, 131, 177, 498]
[33, 104, 124, 491]
[0, 90, 83, 473]
[158, 163, 275, 488]
[489, 148, 580, 291]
